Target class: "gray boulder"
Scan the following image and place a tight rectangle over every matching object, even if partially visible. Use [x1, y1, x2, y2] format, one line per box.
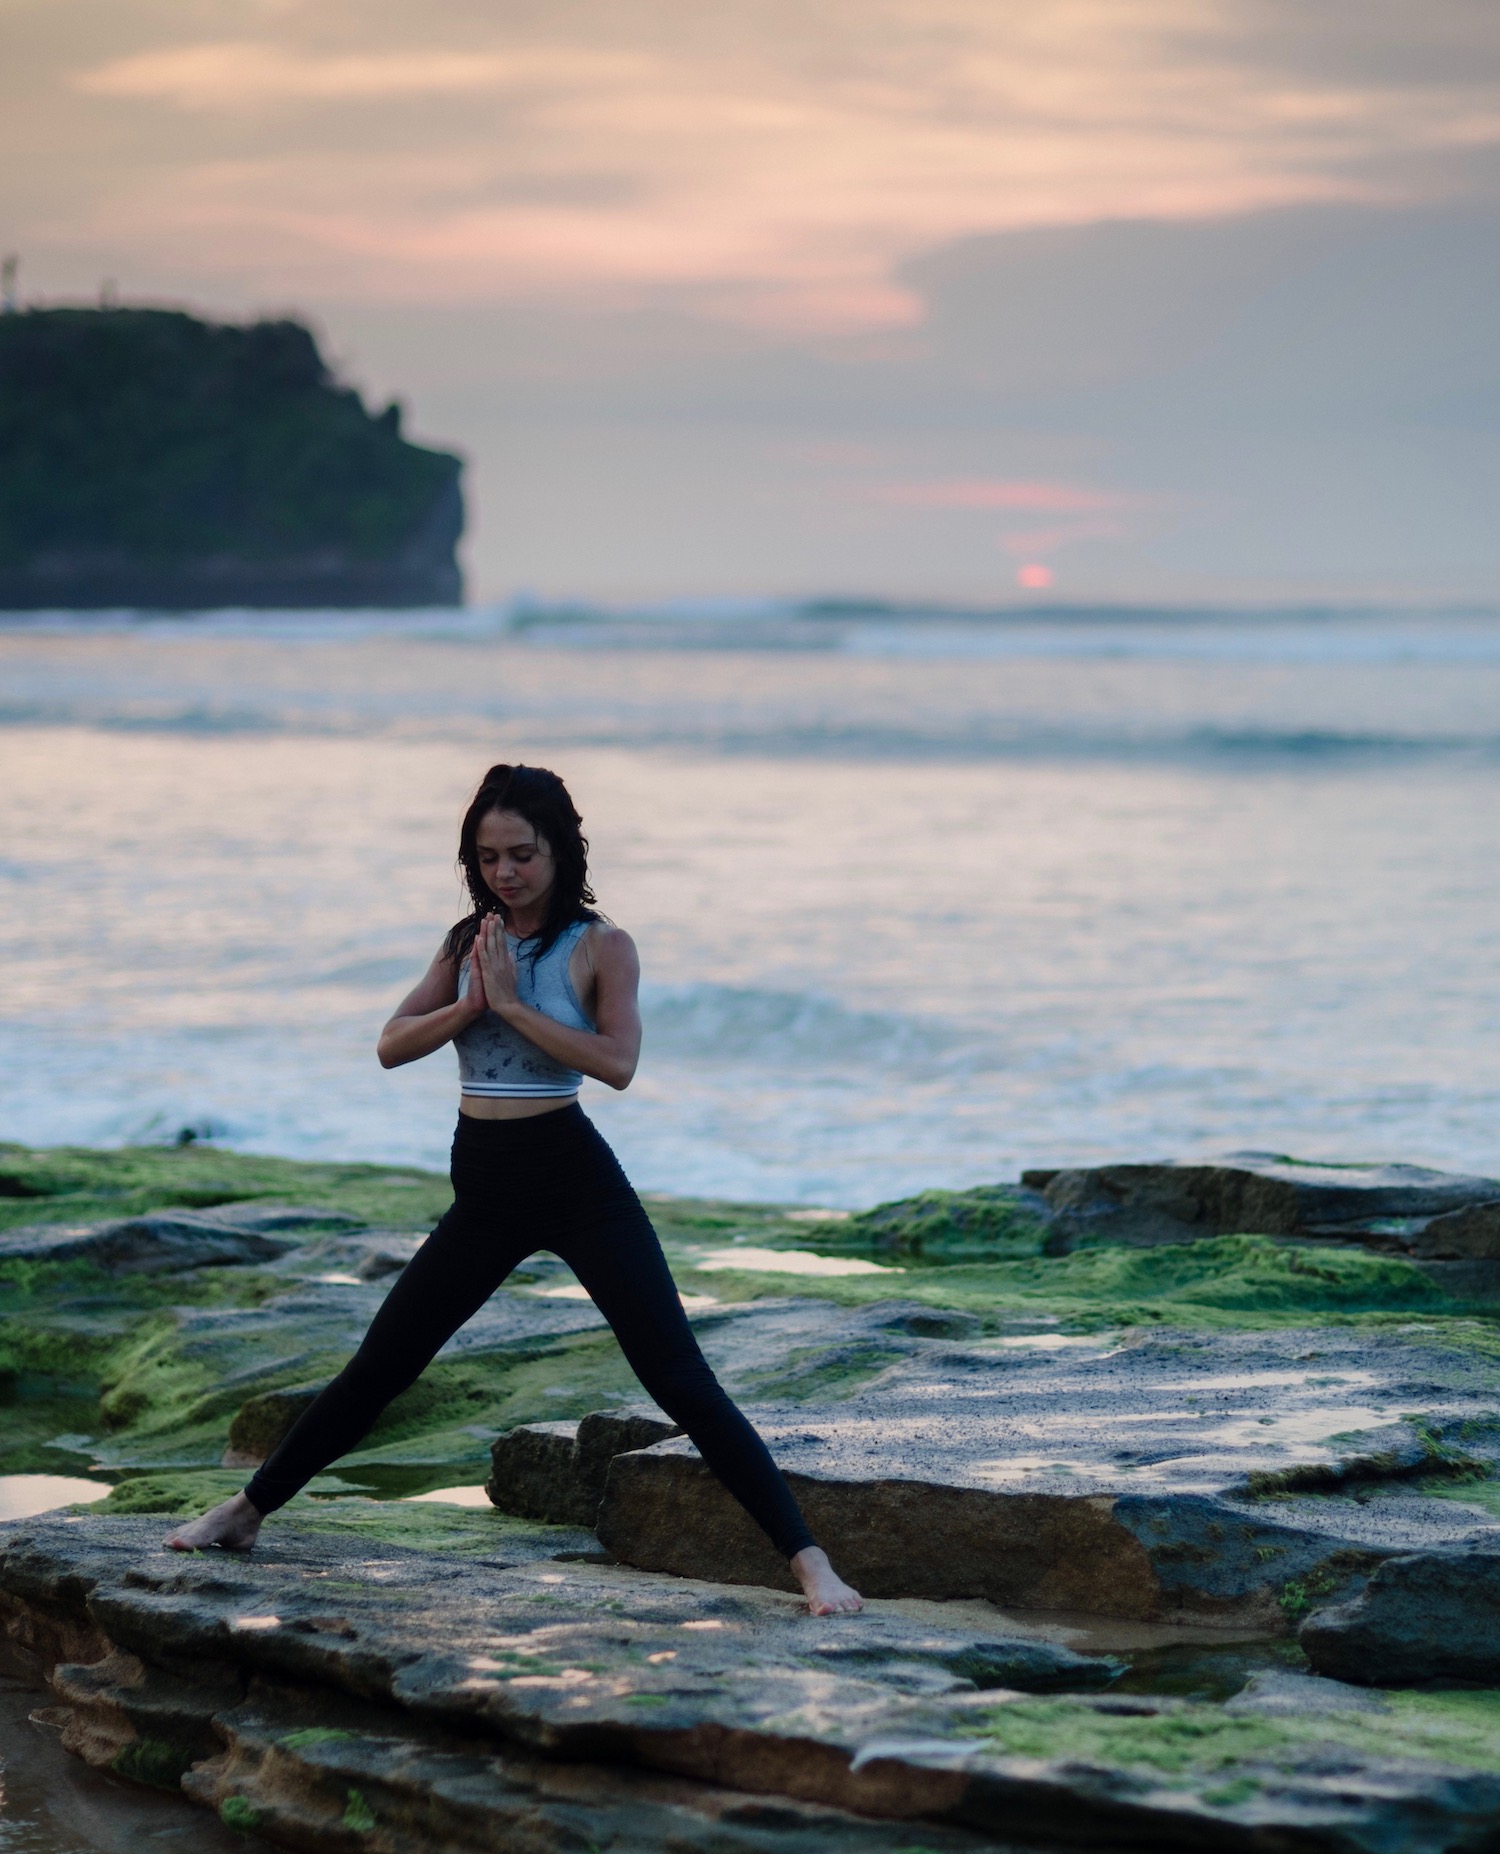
[487, 1406, 680, 1526]
[1301, 1543, 1500, 1684]
[1224, 1668, 1390, 1716]
[221, 1381, 329, 1468]
[1022, 1153, 1500, 1256]
[197, 1204, 370, 1235]
[0, 1212, 297, 1274]
[592, 1319, 1500, 1618]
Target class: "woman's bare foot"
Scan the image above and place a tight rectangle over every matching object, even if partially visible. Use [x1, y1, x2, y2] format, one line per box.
[790, 1546, 862, 1616]
[164, 1492, 263, 1553]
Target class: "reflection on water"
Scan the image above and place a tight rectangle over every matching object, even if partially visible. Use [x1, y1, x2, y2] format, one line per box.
[0, 1478, 108, 1523]
[692, 1247, 901, 1276]
[1111, 1638, 1309, 1702]
[0, 1647, 248, 1854]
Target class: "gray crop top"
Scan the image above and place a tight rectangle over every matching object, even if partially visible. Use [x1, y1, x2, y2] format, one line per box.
[453, 918, 595, 1097]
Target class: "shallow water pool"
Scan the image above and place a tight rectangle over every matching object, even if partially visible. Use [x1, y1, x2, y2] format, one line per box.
[0, 1478, 108, 1524]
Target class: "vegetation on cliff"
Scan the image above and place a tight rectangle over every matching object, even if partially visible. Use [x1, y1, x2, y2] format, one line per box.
[0, 308, 464, 608]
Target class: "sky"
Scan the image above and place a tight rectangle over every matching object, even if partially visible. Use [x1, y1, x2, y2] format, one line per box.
[6, 0, 1500, 603]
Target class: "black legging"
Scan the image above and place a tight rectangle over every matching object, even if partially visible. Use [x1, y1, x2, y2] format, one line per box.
[244, 1105, 817, 1560]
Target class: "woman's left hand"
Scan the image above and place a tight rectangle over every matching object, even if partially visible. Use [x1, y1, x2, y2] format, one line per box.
[474, 914, 520, 1012]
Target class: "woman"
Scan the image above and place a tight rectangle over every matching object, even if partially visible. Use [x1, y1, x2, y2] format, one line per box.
[166, 762, 862, 1616]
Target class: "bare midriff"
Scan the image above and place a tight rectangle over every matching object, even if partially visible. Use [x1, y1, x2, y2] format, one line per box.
[458, 1093, 579, 1120]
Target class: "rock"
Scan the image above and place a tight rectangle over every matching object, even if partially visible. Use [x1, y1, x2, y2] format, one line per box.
[10, 1516, 1500, 1854]
[487, 1406, 680, 1526]
[181, 1679, 995, 1854]
[49, 1645, 240, 1787]
[599, 1444, 1163, 1609]
[1224, 1669, 1390, 1716]
[1022, 1154, 1500, 1256]
[204, 1204, 371, 1235]
[75, 1266, 611, 1482]
[222, 1381, 328, 1468]
[1406, 1201, 1500, 1260]
[486, 1420, 594, 1525]
[856, 1702, 1500, 1854]
[595, 1322, 1500, 1620]
[0, 1211, 297, 1274]
[0, 1517, 1113, 1744]
[353, 1245, 419, 1281]
[802, 1619, 1119, 1694]
[575, 1407, 683, 1495]
[842, 1185, 1050, 1262]
[1301, 1544, 1500, 1685]
[1412, 1259, 1500, 1302]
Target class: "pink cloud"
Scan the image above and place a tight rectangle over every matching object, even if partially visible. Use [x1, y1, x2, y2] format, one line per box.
[43, 3, 1474, 331]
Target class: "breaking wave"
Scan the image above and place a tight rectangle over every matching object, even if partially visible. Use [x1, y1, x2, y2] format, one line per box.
[640, 982, 992, 1077]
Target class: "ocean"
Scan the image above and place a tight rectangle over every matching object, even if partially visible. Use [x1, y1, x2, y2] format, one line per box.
[4, 603, 1500, 1207]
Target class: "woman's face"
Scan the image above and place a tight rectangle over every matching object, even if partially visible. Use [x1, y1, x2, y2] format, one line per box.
[475, 808, 556, 917]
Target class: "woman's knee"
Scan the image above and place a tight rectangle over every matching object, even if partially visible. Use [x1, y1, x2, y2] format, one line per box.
[638, 1352, 733, 1420]
[335, 1340, 428, 1406]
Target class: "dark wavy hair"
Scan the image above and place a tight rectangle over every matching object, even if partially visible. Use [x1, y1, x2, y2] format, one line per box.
[443, 763, 599, 964]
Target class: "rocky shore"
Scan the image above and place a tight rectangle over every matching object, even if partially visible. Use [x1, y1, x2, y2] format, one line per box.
[5, 1141, 1500, 1850]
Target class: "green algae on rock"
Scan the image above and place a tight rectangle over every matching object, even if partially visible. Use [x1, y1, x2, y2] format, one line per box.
[831, 1184, 1050, 1263]
[0, 1142, 452, 1237]
[1025, 1154, 1500, 1259]
[9, 1143, 1500, 1849]
[670, 1231, 1458, 1331]
[3, 1152, 1500, 1615]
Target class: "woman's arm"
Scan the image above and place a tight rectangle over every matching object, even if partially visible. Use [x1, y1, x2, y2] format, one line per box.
[376, 943, 483, 1069]
[474, 917, 642, 1090]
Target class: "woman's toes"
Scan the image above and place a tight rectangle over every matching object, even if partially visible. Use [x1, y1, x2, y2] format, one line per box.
[160, 1498, 259, 1555]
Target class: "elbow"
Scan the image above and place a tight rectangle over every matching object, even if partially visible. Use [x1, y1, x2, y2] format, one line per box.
[376, 1037, 401, 1070]
[604, 1058, 638, 1091]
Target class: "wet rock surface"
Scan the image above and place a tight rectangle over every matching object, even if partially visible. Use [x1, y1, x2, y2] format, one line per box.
[0, 1210, 301, 1274]
[12, 1150, 1500, 1849]
[1300, 1543, 1500, 1686]
[562, 1320, 1500, 1617]
[8, 1516, 1500, 1854]
[1223, 1669, 1390, 1717]
[486, 1405, 681, 1525]
[1024, 1154, 1500, 1258]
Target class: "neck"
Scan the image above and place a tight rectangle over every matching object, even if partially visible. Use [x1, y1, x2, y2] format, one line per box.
[503, 901, 549, 939]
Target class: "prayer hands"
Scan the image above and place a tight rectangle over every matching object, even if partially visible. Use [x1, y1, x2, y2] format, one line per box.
[472, 913, 519, 1014]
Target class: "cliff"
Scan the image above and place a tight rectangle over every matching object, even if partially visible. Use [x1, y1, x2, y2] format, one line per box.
[0, 307, 464, 609]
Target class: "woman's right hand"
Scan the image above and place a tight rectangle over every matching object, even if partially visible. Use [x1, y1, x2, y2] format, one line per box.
[460, 938, 490, 1019]
[378, 936, 487, 1069]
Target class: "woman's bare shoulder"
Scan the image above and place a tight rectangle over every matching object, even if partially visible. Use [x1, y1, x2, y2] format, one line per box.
[583, 921, 639, 970]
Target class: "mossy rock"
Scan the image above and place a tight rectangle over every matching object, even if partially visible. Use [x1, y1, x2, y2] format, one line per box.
[842, 1184, 1050, 1263]
[0, 1142, 451, 1237]
[226, 1381, 328, 1465]
[111, 1733, 199, 1791]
